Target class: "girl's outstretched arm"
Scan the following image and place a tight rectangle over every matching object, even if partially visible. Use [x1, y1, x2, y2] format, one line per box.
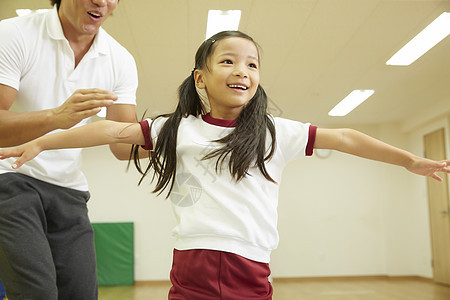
[315, 128, 450, 181]
[0, 120, 145, 169]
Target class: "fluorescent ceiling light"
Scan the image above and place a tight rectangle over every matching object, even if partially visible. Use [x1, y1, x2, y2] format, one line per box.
[328, 90, 374, 117]
[386, 12, 450, 66]
[206, 10, 241, 39]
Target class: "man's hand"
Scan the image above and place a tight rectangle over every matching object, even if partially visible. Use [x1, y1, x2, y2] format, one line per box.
[52, 88, 118, 129]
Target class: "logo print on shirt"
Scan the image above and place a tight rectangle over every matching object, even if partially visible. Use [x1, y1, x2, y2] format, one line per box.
[170, 173, 202, 207]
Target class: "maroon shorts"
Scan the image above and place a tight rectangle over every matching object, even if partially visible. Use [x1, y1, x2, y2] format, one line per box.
[168, 249, 273, 300]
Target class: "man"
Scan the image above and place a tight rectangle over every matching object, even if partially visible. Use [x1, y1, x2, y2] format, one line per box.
[0, 0, 139, 298]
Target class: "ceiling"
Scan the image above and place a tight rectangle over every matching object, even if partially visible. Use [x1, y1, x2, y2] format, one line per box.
[1, 0, 450, 127]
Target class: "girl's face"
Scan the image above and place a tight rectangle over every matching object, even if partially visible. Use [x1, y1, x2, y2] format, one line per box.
[195, 37, 260, 120]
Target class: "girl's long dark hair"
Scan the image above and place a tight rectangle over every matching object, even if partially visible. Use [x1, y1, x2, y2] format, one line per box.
[131, 31, 276, 197]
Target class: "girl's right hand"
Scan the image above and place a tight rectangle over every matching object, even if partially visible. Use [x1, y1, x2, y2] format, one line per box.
[0, 141, 42, 169]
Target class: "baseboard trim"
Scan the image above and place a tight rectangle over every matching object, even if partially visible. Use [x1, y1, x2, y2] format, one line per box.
[134, 280, 170, 286]
[272, 275, 433, 283]
[133, 275, 434, 286]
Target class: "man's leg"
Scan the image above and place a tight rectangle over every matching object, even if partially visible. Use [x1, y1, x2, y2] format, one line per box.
[39, 179, 98, 300]
[0, 173, 58, 300]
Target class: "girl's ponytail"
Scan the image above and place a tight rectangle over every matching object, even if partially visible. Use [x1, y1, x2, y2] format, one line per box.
[203, 85, 276, 183]
[131, 72, 206, 197]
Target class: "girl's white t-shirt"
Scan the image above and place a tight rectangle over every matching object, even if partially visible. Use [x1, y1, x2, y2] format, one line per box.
[141, 114, 316, 263]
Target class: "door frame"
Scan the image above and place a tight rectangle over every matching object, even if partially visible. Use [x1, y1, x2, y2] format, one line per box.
[414, 117, 450, 280]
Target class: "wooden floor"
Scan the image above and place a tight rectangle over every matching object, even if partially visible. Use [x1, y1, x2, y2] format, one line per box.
[98, 276, 450, 300]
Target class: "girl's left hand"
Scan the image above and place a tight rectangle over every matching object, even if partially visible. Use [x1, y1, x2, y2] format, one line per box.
[406, 158, 450, 181]
[0, 141, 42, 169]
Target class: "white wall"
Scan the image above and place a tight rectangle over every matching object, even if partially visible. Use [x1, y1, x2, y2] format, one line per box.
[82, 146, 176, 281]
[273, 148, 387, 277]
[271, 124, 414, 278]
[82, 115, 450, 281]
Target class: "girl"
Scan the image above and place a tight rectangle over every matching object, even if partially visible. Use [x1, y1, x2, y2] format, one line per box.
[0, 31, 448, 299]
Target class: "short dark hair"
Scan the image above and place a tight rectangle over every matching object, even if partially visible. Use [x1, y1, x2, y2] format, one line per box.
[50, 0, 60, 9]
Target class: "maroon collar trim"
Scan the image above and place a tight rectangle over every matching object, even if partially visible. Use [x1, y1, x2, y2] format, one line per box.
[202, 113, 236, 128]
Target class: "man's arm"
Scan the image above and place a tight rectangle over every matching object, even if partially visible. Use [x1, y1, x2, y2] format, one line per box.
[106, 103, 149, 160]
[0, 84, 118, 147]
[0, 84, 54, 147]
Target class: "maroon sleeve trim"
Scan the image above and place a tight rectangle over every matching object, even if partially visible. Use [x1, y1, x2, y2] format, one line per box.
[139, 120, 153, 150]
[306, 125, 317, 156]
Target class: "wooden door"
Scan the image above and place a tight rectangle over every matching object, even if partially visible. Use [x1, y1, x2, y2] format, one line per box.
[424, 128, 450, 285]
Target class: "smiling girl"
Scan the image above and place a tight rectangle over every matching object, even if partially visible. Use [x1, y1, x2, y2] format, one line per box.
[0, 31, 448, 299]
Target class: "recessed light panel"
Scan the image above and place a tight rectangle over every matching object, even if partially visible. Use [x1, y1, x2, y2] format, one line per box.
[386, 12, 450, 66]
[206, 10, 241, 39]
[328, 90, 375, 117]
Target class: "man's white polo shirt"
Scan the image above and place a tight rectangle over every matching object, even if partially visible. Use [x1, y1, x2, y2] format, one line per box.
[0, 7, 138, 191]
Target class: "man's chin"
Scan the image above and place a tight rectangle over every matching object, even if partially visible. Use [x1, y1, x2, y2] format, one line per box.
[82, 24, 101, 35]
